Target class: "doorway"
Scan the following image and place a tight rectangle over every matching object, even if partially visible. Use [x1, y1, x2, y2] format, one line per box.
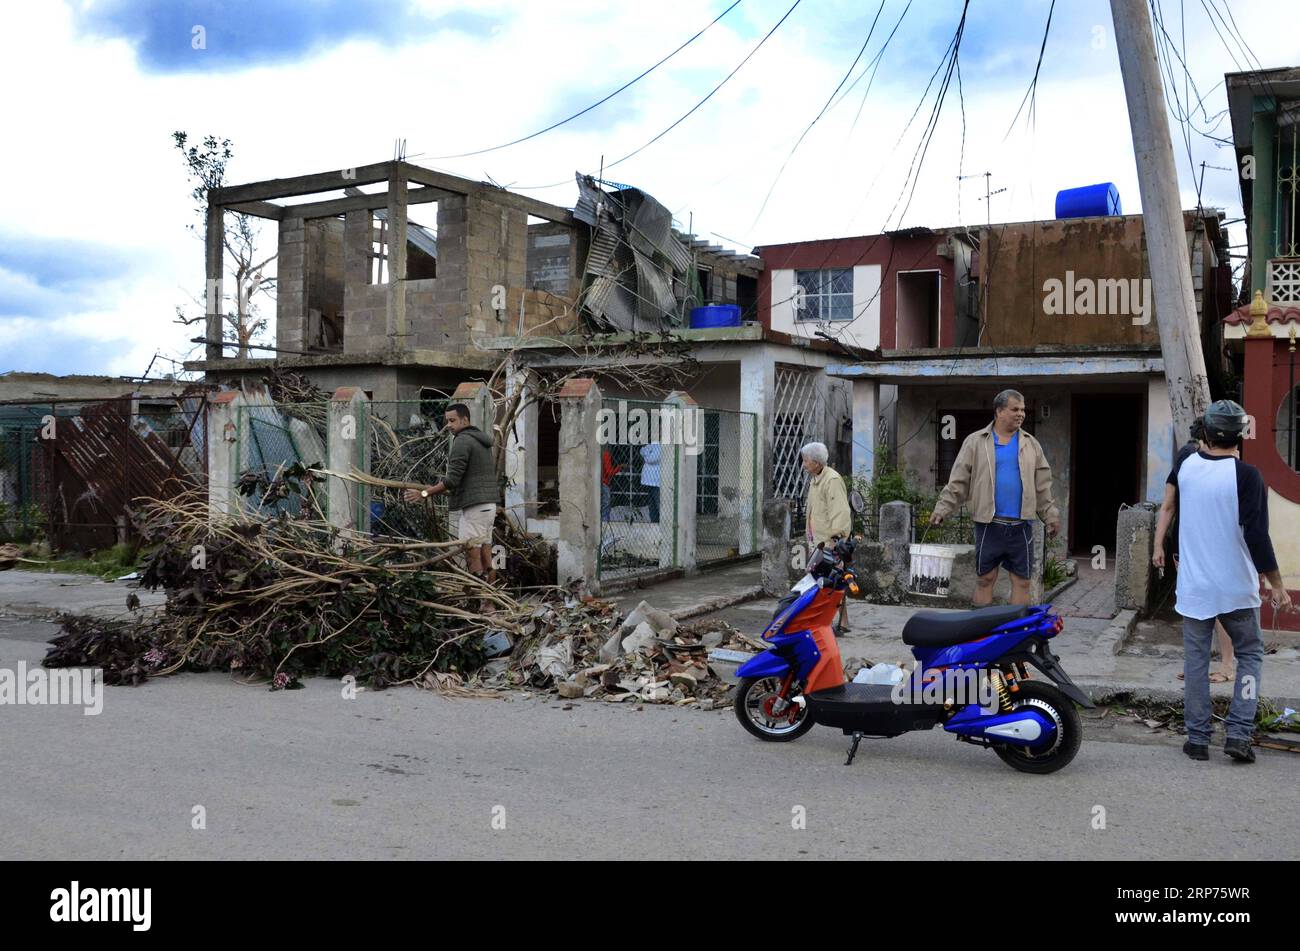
[1069, 393, 1141, 556]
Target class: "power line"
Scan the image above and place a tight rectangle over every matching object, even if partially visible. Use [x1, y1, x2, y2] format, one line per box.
[515, 0, 806, 191]
[1004, 0, 1055, 138]
[412, 1, 744, 162]
[749, 0, 889, 230]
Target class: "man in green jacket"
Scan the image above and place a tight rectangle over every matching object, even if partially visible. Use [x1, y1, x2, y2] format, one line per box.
[404, 403, 498, 583]
[929, 389, 1060, 606]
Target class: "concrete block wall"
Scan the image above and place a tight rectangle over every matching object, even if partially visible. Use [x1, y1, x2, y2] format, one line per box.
[305, 219, 345, 344]
[343, 210, 388, 353]
[276, 218, 307, 354]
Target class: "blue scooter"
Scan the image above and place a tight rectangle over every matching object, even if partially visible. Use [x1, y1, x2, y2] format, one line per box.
[733, 537, 1093, 774]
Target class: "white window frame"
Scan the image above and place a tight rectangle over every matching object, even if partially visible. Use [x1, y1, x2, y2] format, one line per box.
[794, 267, 854, 322]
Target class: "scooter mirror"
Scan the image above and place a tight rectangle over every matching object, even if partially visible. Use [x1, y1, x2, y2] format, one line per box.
[848, 490, 865, 515]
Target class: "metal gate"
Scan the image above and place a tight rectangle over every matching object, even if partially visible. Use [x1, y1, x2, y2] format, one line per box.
[771, 366, 821, 536]
[361, 399, 450, 540]
[694, 408, 759, 565]
[236, 401, 328, 517]
[597, 397, 681, 583]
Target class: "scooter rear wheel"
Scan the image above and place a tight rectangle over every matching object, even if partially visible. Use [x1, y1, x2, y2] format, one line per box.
[992, 680, 1082, 774]
[734, 676, 816, 741]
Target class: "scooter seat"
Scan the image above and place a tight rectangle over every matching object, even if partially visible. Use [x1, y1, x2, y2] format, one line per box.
[901, 604, 1032, 647]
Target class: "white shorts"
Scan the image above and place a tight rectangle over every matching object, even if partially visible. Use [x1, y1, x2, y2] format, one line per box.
[457, 503, 496, 546]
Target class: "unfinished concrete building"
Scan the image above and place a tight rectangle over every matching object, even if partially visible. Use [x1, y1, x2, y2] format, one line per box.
[187, 160, 585, 404]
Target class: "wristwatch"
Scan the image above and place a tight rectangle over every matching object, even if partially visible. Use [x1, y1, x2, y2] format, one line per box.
[420, 488, 430, 499]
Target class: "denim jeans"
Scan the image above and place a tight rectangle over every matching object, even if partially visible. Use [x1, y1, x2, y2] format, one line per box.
[1182, 607, 1264, 744]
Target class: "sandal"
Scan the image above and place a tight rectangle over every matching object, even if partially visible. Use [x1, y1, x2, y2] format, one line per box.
[1209, 671, 1233, 684]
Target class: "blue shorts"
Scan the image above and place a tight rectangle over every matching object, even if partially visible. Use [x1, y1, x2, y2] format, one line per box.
[974, 520, 1033, 579]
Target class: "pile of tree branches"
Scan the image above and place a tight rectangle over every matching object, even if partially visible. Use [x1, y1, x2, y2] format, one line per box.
[43, 488, 533, 691]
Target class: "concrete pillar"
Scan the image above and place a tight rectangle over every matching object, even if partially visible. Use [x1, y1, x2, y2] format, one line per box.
[451, 380, 494, 433]
[762, 499, 794, 597]
[206, 391, 242, 522]
[739, 348, 775, 505]
[385, 168, 408, 350]
[1115, 506, 1157, 612]
[204, 204, 224, 361]
[879, 500, 912, 583]
[503, 363, 537, 530]
[1250, 100, 1278, 295]
[1145, 375, 1175, 501]
[327, 387, 371, 535]
[556, 378, 602, 594]
[276, 217, 307, 355]
[1030, 520, 1047, 604]
[852, 377, 879, 480]
[662, 392, 699, 572]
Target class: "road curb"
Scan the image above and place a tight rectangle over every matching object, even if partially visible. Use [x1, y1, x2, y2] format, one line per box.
[670, 585, 766, 622]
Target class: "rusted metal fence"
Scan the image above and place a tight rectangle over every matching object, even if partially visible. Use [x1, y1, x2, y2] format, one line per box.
[0, 393, 207, 550]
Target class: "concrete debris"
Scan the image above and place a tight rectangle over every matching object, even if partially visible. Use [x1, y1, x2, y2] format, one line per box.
[485, 599, 748, 707]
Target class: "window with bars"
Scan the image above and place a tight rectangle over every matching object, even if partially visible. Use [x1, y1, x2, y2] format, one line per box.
[794, 268, 853, 322]
[1277, 123, 1300, 261]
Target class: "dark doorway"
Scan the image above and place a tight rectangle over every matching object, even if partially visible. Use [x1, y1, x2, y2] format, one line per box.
[1070, 394, 1141, 556]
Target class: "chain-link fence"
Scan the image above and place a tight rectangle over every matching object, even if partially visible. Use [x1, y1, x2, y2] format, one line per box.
[236, 401, 328, 518]
[360, 399, 450, 541]
[597, 398, 681, 583]
[694, 408, 759, 566]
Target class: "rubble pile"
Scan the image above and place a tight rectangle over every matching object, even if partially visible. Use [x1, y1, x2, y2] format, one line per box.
[481, 599, 761, 709]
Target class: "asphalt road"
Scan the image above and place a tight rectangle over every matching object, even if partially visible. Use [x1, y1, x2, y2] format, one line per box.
[1, 617, 1295, 861]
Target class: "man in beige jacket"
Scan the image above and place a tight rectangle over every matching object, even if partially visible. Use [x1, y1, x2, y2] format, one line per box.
[929, 390, 1060, 606]
[801, 441, 853, 630]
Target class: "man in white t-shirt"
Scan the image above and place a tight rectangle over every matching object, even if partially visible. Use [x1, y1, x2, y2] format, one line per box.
[1165, 400, 1291, 764]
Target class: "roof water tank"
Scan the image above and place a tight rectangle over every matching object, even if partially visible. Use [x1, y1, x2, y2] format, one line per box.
[689, 304, 742, 328]
[1055, 182, 1122, 219]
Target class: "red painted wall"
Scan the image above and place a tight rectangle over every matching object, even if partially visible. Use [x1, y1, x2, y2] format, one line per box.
[755, 234, 954, 349]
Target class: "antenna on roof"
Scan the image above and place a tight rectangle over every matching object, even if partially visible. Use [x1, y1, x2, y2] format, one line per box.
[393, 138, 407, 161]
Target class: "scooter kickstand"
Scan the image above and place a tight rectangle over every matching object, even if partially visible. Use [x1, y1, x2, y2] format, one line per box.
[844, 731, 863, 766]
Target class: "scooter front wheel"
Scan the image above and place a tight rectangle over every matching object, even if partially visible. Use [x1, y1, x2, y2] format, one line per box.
[734, 676, 815, 742]
[992, 680, 1082, 774]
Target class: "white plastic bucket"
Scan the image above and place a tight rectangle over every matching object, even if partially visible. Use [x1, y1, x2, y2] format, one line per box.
[909, 543, 958, 597]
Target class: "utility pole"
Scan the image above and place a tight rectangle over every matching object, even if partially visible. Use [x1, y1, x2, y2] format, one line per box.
[1110, 0, 1211, 444]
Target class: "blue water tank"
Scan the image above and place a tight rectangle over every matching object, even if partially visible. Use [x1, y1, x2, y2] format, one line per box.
[1055, 182, 1122, 219]
[689, 304, 742, 328]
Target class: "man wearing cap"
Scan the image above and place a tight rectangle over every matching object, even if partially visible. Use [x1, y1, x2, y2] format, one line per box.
[1164, 399, 1291, 764]
[929, 389, 1060, 606]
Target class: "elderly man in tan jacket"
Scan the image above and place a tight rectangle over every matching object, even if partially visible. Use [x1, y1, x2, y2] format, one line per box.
[929, 390, 1060, 607]
[801, 441, 853, 630]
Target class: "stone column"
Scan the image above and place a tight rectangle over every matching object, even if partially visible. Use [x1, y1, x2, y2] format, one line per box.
[1115, 506, 1157, 612]
[852, 377, 879, 481]
[879, 500, 912, 586]
[503, 362, 538, 530]
[662, 392, 699, 572]
[327, 387, 371, 535]
[206, 390, 242, 523]
[451, 380, 494, 433]
[761, 499, 794, 597]
[555, 378, 602, 594]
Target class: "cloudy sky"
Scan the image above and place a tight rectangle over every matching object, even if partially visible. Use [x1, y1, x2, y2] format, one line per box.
[0, 0, 1293, 379]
